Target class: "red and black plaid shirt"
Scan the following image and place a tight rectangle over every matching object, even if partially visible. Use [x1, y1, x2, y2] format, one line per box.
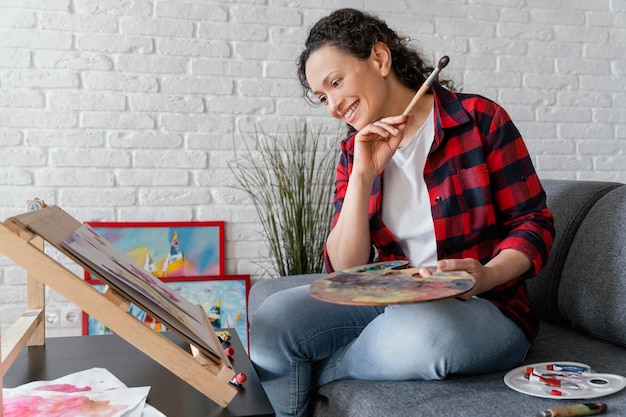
[324, 85, 555, 339]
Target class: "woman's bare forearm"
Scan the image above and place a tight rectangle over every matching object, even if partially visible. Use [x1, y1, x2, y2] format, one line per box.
[325, 173, 376, 271]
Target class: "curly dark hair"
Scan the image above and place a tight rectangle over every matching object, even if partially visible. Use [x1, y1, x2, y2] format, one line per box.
[297, 8, 455, 104]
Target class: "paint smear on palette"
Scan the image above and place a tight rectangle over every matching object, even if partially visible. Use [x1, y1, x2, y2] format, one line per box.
[3, 393, 126, 417]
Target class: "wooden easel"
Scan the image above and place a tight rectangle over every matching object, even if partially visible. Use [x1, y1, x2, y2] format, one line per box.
[0, 202, 237, 408]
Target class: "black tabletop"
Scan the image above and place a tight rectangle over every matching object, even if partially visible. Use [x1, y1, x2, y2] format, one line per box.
[3, 330, 274, 417]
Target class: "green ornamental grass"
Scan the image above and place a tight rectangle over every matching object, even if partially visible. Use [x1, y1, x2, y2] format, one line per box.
[231, 122, 336, 277]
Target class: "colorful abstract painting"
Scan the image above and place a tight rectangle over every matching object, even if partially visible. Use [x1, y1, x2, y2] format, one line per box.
[86, 221, 225, 279]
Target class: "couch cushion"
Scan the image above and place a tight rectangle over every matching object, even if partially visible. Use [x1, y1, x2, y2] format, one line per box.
[558, 184, 626, 346]
[311, 322, 626, 417]
[527, 179, 622, 324]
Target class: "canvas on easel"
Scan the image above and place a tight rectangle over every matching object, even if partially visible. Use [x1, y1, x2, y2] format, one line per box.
[0, 203, 237, 408]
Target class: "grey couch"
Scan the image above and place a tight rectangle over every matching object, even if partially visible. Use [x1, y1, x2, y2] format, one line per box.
[248, 179, 626, 417]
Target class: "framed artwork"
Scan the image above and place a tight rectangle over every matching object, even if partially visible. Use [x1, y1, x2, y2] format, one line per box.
[85, 221, 225, 279]
[83, 275, 250, 351]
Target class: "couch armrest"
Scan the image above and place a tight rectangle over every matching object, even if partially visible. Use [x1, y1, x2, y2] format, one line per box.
[528, 179, 622, 323]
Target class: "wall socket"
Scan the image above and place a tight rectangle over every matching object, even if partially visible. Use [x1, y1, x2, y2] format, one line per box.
[62, 308, 82, 326]
[44, 308, 82, 328]
[45, 309, 61, 326]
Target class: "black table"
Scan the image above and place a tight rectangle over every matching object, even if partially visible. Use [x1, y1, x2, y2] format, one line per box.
[3, 330, 275, 417]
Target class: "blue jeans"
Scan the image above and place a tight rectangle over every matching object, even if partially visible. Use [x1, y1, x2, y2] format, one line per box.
[249, 284, 530, 417]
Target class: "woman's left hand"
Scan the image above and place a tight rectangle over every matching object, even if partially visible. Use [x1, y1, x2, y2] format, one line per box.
[418, 250, 532, 301]
[419, 258, 490, 300]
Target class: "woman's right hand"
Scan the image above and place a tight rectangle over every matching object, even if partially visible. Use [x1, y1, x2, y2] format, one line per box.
[352, 114, 411, 180]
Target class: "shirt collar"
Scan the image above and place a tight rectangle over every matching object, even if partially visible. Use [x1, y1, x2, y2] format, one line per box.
[432, 84, 470, 147]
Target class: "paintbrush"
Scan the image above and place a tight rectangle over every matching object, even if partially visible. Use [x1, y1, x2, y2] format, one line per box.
[402, 55, 450, 115]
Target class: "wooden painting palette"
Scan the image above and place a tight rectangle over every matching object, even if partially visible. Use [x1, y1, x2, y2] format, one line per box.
[310, 261, 475, 306]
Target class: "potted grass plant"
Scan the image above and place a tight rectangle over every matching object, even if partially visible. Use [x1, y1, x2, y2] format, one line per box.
[230, 121, 337, 277]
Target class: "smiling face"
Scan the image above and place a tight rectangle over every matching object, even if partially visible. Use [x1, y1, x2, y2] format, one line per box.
[305, 44, 393, 131]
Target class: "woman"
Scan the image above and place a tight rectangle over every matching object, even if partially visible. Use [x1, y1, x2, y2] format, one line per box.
[250, 8, 554, 417]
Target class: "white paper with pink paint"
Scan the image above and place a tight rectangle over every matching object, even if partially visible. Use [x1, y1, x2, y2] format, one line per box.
[2, 367, 166, 417]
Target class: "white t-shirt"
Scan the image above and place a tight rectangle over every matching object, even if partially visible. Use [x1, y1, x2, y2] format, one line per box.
[382, 109, 437, 267]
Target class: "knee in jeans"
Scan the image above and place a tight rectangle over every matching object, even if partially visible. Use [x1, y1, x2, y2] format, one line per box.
[250, 288, 310, 346]
[250, 294, 285, 335]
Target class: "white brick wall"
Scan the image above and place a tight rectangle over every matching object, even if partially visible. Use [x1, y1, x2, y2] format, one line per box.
[0, 0, 624, 336]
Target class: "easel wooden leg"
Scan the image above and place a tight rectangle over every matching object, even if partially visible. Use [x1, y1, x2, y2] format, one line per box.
[27, 235, 45, 347]
[1, 234, 45, 375]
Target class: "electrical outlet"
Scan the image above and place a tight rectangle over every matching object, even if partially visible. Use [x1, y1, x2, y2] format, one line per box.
[45, 309, 60, 326]
[62, 308, 82, 326]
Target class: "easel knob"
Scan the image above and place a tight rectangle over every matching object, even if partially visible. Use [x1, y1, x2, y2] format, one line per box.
[26, 198, 47, 212]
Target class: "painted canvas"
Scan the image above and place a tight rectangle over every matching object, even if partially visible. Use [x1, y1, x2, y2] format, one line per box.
[63, 224, 218, 357]
[84, 275, 250, 350]
[86, 221, 225, 279]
